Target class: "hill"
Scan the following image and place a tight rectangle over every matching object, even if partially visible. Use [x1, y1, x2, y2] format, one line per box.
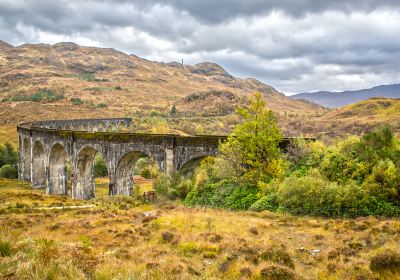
[292, 84, 400, 108]
[0, 41, 322, 125]
[280, 97, 400, 138]
[320, 97, 400, 127]
[1, 40, 399, 143]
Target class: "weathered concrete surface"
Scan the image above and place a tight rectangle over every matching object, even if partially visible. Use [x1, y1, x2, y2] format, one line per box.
[17, 118, 226, 200]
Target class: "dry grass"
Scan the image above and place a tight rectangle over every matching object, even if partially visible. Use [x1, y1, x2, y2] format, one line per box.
[0, 125, 18, 146]
[1, 178, 400, 279]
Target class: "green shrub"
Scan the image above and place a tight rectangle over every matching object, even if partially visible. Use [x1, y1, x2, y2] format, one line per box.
[0, 143, 17, 167]
[153, 173, 170, 197]
[0, 164, 17, 179]
[134, 157, 149, 174]
[134, 157, 159, 179]
[275, 173, 400, 217]
[249, 193, 279, 212]
[140, 167, 151, 179]
[5, 89, 63, 102]
[320, 149, 362, 183]
[363, 159, 399, 201]
[32, 89, 63, 102]
[93, 155, 107, 177]
[0, 239, 12, 257]
[153, 173, 192, 200]
[276, 174, 337, 215]
[185, 180, 259, 210]
[96, 103, 108, 109]
[70, 98, 83, 105]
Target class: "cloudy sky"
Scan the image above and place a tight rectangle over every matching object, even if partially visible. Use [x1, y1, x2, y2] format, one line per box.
[1, 0, 400, 94]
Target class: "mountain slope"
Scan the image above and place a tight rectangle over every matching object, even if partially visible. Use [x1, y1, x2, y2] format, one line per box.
[0, 41, 324, 126]
[292, 84, 400, 108]
[320, 97, 400, 123]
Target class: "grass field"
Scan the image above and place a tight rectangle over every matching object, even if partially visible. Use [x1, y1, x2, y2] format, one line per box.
[1, 178, 400, 279]
[0, 125, 18, 147]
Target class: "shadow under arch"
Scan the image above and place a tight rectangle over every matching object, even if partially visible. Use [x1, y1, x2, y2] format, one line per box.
[48, 143, 69, 195]
[178, 155, 215, 177]
[22, 137, 31, 181]
[73, 146, 108, 200]
[114, 150, 155, 196]
[32, 140, 46, 188]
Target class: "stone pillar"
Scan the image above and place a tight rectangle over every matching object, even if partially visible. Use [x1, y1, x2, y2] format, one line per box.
[165, 147, 174, 174]
[29, 137, 33, 183]
[18, 135, 22, 180]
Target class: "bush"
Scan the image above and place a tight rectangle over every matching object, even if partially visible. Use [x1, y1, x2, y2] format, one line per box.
[0, 239, 12, 257]
[153, 173, 192, 200]
[3, 89, 64, 102]
[70, 98, 83, 105]
[93, 155, 107, 177]
[363, 159, 399, 201]
[0, 143, 17, 167]
[275, 173, 400, 217]
[370, 250, 400, 273]
[140, 167, 151, 179]
[0, 164, 18, 179]
[134, 157, 159, 179]
[33, 89, 63, 102]
[249, 193, 279, 212]
[96, 103, 108, 109]
[185, 180, 259, 210]
[276, 173, 338, 216]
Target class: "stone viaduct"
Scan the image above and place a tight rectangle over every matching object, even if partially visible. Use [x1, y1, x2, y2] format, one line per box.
[17, 118, 227, 200]
[18, 118, 297, 200]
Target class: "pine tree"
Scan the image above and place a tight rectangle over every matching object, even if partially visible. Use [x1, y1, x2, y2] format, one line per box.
[170, 105, 177, 116]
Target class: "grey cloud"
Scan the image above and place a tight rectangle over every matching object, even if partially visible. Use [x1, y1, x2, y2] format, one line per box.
[0, 0, 400, 93]
[144, 0, 400, 23]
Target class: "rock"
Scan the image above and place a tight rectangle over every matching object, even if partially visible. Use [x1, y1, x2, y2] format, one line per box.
[309, 249, 321, 256]
[143, 211, 157, 217]
[297, 247, 307, 252]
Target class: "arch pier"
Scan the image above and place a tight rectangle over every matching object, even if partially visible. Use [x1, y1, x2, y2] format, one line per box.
[17, 118, 225, 200]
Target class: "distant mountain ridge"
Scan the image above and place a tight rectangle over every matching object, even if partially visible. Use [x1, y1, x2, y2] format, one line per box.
[291, 84, 400, 108]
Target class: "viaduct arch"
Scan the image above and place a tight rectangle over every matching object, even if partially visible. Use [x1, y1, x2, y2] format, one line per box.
[17, 118, 227, 200]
